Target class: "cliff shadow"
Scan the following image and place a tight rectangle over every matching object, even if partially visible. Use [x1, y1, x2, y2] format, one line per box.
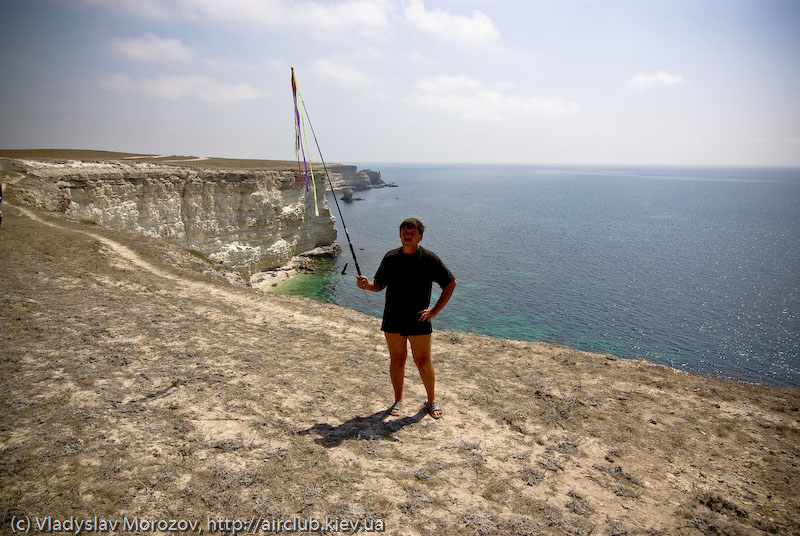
[299, 408, 426, 447]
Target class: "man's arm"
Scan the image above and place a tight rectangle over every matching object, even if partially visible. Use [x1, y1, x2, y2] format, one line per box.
[356, 275, 385, 292]
[418, 279, 457, 322]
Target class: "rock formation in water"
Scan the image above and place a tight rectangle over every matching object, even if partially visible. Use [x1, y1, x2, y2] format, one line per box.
[324, 165, 385, 191]
[8, 159, 339, 275]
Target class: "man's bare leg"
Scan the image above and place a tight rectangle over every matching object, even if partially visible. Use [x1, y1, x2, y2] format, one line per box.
[409, 334, 441, 418]
[384, 333, 408, 414]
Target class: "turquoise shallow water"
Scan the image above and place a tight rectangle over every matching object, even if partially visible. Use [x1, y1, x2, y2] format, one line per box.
[278, 164, 800, 387]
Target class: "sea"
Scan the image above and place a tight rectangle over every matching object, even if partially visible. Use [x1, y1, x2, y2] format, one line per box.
[275, 164, 800, 387]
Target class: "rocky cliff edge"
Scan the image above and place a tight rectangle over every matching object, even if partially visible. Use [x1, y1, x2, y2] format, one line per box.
[3, 156, 344, 275]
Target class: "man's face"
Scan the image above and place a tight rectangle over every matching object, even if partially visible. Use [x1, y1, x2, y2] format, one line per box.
[400, 225, 422, 248]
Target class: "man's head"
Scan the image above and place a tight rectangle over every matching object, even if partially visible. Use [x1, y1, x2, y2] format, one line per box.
[399, 218, 424, 250]
[399, 218, 425, 236]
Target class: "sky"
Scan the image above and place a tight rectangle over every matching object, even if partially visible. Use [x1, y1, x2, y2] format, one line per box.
[1, 0, 798, 166]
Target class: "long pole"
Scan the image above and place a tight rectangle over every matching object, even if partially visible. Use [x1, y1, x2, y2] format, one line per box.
[292, 68, 363, 277]
[304, 113, 363, 277]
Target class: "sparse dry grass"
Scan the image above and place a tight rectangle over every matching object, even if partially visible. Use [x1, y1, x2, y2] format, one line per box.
[0, 149, 312, 170]
[2, 161, 800, 535]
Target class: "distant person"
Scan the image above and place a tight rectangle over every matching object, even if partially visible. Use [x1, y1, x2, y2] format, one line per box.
[357, 218, 456, 419]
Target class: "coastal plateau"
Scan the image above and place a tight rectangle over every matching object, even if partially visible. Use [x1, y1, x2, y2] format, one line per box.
[1, 150, 798, 535]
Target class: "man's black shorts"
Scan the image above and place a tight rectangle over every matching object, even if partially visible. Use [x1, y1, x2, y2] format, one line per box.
[381, 317, 432, 336]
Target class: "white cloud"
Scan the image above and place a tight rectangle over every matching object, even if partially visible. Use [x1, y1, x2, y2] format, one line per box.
[85, 0, 393, 39]
[312, 59, 373, 88]
[412, 76, 579, 120]
[99, 73, 267, 102]
[404, 0, 500, 43]
[301, 0, 393, 37]
[497, 92, 581, 116]
[418, 75, 483, 93]
[628, 70, 687, 91]
[111, 34, 194, 62]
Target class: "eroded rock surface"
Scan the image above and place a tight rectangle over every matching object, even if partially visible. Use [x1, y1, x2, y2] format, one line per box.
[8, 158, 338, 274]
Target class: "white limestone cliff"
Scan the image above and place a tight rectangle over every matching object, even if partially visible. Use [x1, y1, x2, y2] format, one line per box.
[10, 159, 338, 275]
[324, 165, 385, 191]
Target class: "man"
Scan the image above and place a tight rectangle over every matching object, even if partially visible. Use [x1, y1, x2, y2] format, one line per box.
[357, 218, 456, 419]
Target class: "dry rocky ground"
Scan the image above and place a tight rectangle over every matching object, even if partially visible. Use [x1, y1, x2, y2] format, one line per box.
[1, 161, 799, 535]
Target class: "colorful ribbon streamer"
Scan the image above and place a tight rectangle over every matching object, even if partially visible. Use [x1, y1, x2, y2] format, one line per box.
[291, 68, 319, 217]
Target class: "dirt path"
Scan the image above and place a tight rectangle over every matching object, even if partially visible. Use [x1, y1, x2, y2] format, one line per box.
[1, 185, 799, 535]
[10, 202, 371, 339]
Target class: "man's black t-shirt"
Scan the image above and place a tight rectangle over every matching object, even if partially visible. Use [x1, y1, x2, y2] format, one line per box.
[374, 246, 455, 335]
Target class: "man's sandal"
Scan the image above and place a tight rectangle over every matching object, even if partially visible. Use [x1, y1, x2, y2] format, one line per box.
[390, 401, 403, 416]
[425, 401, 443, 419]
